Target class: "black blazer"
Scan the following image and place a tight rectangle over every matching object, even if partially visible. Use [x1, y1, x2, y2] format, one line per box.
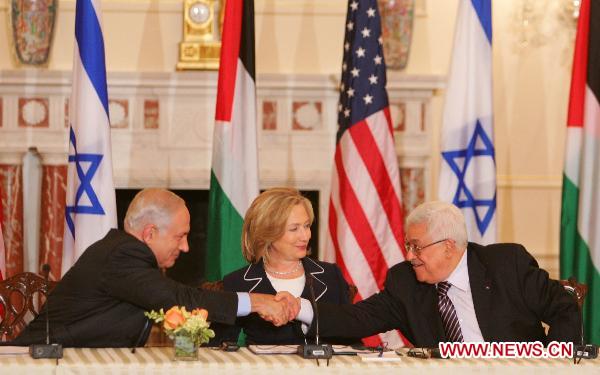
[13, 229, 238, 348]
[213, 257, 351, 345]
[314, 243, 580, 346]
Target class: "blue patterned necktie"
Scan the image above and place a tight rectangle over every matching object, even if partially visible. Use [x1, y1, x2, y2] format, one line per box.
[437, 281, 464, 342]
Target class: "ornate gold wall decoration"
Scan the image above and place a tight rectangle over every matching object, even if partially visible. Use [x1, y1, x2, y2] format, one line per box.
[176, 0, 224, 70]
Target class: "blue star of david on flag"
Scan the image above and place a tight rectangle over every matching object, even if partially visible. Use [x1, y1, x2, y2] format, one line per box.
[65, 128, 106, 238]
[441, 120, 496, 236]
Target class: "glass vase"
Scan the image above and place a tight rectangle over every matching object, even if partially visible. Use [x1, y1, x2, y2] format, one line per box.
[173, 335, 199, 361]
[10, 0, 58, 66]
[377, 0, 415, 70]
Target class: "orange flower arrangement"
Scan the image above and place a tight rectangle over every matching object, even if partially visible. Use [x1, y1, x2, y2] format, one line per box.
[145, 306, 215, 346]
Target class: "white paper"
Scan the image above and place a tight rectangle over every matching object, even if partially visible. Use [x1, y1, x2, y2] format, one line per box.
[358, 351, 402, 362]
[0, 346, 29, 355]
[248, 345, 299, 355]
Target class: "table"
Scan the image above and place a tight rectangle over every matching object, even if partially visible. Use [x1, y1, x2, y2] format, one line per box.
[1, 347, 598, 375]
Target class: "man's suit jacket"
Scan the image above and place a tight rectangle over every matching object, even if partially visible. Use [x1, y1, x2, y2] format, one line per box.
[213, 257, 350, 345]
[14, 229, 238, 348]
[315, 243, 580, 346]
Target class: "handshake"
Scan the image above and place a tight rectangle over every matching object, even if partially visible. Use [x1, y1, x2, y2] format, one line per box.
[249, 292, 301, 326]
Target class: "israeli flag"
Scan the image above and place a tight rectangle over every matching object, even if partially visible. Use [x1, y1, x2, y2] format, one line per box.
[438, 0, 496, 244]
[62, 0, 116, 275]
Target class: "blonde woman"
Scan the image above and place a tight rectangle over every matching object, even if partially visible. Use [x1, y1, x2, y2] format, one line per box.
[216, 187, 351, 345]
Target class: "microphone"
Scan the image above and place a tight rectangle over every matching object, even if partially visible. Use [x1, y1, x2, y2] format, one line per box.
[563, 280, 598, 362]
[30, 264, 63, 359]
[298, 274, 333, 365]
[562, 284, 585, 347]
[131, 318, 152, 353]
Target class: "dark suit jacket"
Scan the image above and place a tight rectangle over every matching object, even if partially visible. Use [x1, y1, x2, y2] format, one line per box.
[14, 229, 238, 348]
[213, 257, 351, 345]
[314, 243, 580, 346]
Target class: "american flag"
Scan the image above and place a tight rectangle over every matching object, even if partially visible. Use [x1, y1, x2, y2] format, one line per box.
[325, 0, 407, 347]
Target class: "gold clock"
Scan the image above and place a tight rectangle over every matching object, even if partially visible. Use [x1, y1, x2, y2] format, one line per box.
[176, 0, 224, 70]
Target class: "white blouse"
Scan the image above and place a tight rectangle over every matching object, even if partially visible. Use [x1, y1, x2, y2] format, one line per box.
[266, 273, 306, 298]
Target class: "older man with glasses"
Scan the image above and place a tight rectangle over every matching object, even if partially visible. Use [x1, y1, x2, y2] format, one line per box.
[293, 201, 580, 347]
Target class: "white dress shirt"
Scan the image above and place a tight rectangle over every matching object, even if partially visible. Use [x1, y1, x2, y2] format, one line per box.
[441, 250, 485, 342]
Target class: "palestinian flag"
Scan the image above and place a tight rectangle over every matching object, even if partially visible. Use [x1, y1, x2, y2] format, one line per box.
[206, 0, 259, 281]
[560, 0, 599, 345]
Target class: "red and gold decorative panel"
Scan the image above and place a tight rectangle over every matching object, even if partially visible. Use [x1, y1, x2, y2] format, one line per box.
[390, 102, 406, 131]
[109, 99, 129, 128]
[292, 101, 322, 131]
[64, 98, 70, 128]
[421, 102, 426, 131]
[0, 164, 24, 278]
[143, 100, 159, 129]
[39, 165, 67, 281]
[262, 101, 277, 130]
[18, 98, 49, 128]
[400, 167, 425, 216]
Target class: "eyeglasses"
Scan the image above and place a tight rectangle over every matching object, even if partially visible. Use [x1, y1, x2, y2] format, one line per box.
[404, 238, 447, 256]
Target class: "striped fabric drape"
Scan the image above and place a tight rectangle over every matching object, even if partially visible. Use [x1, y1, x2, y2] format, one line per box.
[325, 0, 406, 347]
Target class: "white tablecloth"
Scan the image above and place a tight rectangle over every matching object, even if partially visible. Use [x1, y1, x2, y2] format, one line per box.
[1, 347, 598, 375]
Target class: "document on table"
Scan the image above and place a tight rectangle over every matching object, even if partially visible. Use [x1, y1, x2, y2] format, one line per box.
[358, 351, 402, 362]
[0, 346, 29, 355]
[331, 345, 380, 355]
[248, 345, 299, 355]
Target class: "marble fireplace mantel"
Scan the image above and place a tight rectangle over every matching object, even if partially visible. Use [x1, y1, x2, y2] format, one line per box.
[0, 70, 444, 184]
[0, 70, 444, 260]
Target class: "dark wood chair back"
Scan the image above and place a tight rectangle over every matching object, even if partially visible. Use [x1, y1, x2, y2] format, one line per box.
[559, 277, 588, 310]
[0, 272, 57, 341]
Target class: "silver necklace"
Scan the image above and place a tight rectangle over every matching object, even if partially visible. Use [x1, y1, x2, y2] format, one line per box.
[265, 260, 302, 276]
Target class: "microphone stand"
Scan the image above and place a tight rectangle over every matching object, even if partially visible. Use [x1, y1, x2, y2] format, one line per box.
[131, 318, 152, 353]
[564, 282, 599, 364]
[297, 274, 333, 366]
[30, 264, 63, 360]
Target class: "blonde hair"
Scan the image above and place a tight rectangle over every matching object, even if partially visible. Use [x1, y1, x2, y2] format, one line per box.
[242, 187, 314, 263]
